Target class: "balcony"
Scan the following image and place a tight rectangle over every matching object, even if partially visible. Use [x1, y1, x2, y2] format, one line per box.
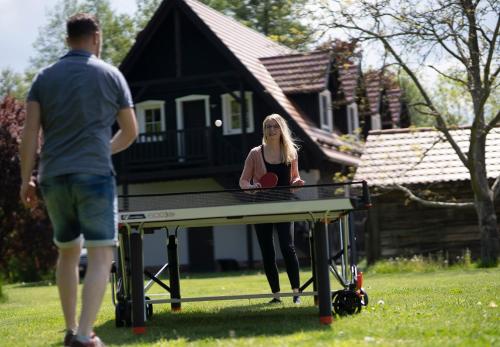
[115, 127, 244, 181]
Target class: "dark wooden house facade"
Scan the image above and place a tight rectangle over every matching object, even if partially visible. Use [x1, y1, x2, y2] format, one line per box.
[116, 0, 380, 270]
[354, 127, 500, 263]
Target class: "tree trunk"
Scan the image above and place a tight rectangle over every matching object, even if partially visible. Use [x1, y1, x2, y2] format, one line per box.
[474, 195, 499, 266]
[469, 134, 499, 266]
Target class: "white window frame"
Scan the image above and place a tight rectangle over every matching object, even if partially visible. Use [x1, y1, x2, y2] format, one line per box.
[319, 90, 333, 131]
[371, 113, 382, 130]
[347, 102, 360, 137]
[175, 94, 211, 130]
[135, 100, 166, 142]
[220, 91, 254, 135]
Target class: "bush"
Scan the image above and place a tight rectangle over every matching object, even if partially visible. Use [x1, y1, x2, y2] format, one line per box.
[0, 275, 6, 302]
[0, 96, 57, 283]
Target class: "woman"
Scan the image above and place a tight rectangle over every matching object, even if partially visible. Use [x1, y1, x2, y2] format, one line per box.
[239, 114, 305, 304]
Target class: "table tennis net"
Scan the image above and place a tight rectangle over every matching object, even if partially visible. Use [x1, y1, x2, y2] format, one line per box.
[118, 182, 366, 213]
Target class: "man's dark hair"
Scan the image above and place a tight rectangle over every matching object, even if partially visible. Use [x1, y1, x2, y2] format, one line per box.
[67, 13, 100, 40]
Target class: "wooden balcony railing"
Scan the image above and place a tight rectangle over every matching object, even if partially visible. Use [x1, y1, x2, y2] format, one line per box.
[116, 127, 243, 173]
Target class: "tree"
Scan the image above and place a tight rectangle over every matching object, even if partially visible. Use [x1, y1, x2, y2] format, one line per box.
[0, 68, 30, 101]
[0, 97, 57, 282]
[135, 0, 163, 29]
[30, 0, 136, 69]
[199, 0, 315, 49]
[400, 70, 471, 127]
[321, 0, 499, 265]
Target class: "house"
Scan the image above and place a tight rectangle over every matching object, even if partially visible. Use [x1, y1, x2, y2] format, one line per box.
[116, 0, 373, 270]
[353, 127, 500, 263]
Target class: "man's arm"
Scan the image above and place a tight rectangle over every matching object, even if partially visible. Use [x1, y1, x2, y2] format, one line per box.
[111, 107, 138, 154]
[19, 101, 41, 207]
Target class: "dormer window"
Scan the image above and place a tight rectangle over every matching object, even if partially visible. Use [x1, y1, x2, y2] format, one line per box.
[319, 90, 333, 131]
[347, 103, 360, 136]
[221, 92, 254, 135]
[371, 114, 382, 130]
[135, 100, 166, 142]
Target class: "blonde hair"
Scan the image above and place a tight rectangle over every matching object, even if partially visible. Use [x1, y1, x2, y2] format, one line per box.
[262, 114, 299, 164]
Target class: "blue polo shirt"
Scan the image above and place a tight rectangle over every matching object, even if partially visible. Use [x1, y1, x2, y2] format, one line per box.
[27, 50, 133, 181]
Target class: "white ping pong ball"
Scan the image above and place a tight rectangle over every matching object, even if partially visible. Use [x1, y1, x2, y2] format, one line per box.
[215, 119, 222, 127]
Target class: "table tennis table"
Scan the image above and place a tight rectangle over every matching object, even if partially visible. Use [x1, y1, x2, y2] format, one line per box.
[112, 181, 371, 333]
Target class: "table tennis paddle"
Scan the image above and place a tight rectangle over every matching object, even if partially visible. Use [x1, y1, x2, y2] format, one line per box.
[259, 172, 278, 188]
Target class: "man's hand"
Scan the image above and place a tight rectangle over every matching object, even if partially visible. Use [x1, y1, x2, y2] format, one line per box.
[20, 180, 38, 209]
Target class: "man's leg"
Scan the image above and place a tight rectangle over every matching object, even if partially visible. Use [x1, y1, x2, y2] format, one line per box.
[77, 246, 113, 337]
[57, 244, 82, 332]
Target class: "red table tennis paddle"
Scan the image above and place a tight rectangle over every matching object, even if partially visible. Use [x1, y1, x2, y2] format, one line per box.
[259, 172, 278, 188]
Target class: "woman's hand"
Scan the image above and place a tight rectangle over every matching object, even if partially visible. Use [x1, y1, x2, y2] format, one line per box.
[290, 178, 305, 193]
[244, 183, 262, 194]
[291, 178, 305, 187]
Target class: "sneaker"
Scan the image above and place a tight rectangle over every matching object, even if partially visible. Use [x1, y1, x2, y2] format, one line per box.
[64, 330, 76, 347]
[293, 296, 301, 304]
[65, 331, 96, 346]
[268, 297, 282, 304]
[70, 335, 105, 347]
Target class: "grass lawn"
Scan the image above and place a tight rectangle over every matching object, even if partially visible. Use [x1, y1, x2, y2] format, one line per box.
[0, 267, 499, 346]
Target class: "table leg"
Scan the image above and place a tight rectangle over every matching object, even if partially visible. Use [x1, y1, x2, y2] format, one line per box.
[168, 234, 181, 311]
[308, 226, 318, 305]
[130, 228, 146, 334]
[313, 221, 332, 324]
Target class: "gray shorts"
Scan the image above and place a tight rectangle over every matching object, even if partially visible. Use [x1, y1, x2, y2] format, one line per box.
[40, 174, 118, 248]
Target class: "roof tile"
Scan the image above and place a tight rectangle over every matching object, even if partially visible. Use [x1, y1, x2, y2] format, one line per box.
[354, 127, 500, 186]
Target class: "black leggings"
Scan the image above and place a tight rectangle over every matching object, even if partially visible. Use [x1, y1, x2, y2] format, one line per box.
[255, 222, 300, 293]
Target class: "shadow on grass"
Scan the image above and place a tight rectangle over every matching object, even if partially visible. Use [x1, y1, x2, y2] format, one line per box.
[91, 303, 330, 345]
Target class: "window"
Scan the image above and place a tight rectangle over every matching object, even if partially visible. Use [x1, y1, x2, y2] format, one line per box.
[371, 114, 382, 130]
[221, 92, 254, 135]
[347, 103, 360, 136]
[319, 90, 333, 131]
[135, 100, 166, 142]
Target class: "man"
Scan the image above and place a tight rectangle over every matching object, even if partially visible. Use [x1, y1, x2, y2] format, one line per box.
[19, 13, 138, 347]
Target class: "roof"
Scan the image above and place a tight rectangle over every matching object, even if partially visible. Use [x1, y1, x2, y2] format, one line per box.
[337, 61, 359, 104]
[183, 0, 361, 165]
[364, 73, 382, 115]
[354, 127, 500, 186]
[364, 71, 402, 125]
[260, 49, 361, 105]
[260, 50, 331, 94]
[120, 0, 361, 166]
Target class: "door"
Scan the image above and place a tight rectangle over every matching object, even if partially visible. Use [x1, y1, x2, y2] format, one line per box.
[176, 95, 210, 161]
[182, 100, 206, 160]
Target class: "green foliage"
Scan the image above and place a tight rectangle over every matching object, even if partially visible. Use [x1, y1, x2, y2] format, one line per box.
[135, 0, 163, 30]
[30, 0, 136, 69]
[0, 275, 6, 303]
[0, 69, 30, 101]
[84, 0, 136, 66]
[199, 0, 315, 49]
[399, 73, 431, 127]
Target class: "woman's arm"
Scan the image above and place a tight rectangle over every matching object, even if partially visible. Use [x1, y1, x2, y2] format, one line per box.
[239, 150, 255, 189]
[290, 156, 305, 186]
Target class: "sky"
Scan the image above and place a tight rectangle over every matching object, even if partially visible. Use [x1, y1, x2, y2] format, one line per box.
[0, 0, 137, 73]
